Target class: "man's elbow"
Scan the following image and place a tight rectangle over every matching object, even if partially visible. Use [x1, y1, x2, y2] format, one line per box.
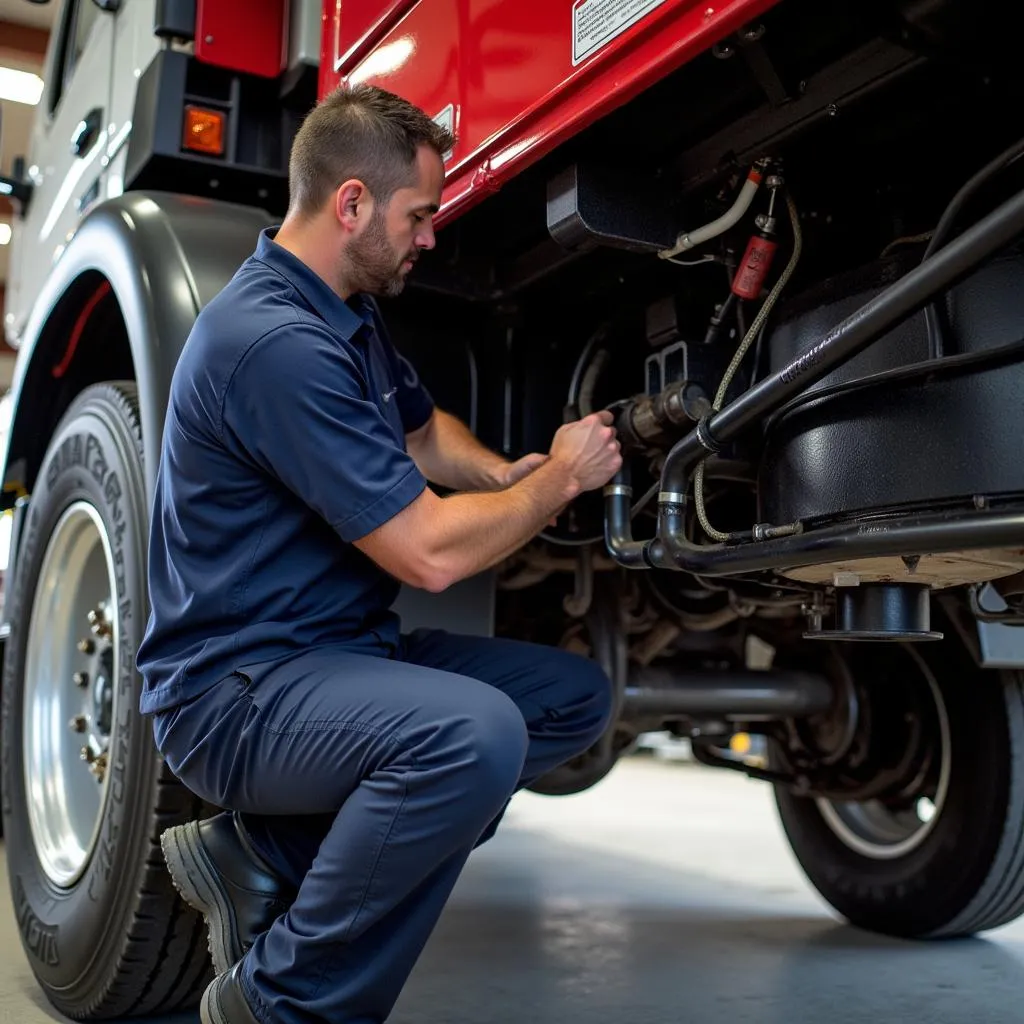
[352, 489, 459, 593]
[407, 553, 459, 594]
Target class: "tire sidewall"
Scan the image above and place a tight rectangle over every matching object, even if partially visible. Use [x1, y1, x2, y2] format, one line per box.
[776, 639, 1012, 936]
[0, 386, 155, 993]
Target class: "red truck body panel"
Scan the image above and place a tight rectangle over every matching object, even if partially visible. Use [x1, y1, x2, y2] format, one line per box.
[319, 0, 782, 227]
[196, 0, 290, 78]
[195, 0, 292, 76]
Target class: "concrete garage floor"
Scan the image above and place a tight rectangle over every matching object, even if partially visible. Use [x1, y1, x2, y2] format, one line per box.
[3, 759, 1024, 1024]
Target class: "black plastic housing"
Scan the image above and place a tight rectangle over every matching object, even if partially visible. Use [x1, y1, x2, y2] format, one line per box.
[124, 50, 313, 216]
[759, 249, 1024, 525]
[154, 0, 195, 39]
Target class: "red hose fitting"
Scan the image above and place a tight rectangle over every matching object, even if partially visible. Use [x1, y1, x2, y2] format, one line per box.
[731, 231, 778, 300]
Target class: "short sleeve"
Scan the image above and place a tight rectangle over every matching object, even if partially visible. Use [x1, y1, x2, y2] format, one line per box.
[370, 304, 435, 433]
[222, 323, 427, 542]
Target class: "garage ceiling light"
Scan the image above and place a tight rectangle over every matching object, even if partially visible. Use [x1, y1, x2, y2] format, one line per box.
[0, 224, 11, 246]
[0, 67, 44, 106]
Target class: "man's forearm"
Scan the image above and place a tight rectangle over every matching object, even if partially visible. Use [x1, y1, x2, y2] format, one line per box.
[424, 459, 579, 583]
[407, 409, 509, 491]
[355, 410, 619, 592]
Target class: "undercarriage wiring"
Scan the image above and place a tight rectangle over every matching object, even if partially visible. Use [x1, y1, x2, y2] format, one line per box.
[496, 131, 1024, 796]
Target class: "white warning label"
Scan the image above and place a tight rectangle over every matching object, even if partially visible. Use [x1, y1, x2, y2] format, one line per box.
[572, 0, 671, 65]
[432, 104, 456, 162]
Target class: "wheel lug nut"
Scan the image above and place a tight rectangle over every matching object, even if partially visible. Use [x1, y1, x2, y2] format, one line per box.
[77, 638, 95, 655]
[69, 714, 87, 733]
[74, 671, 89, 688]
[87, 609, 111, 638]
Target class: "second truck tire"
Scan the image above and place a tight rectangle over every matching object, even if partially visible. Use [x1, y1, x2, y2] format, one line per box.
[776, 638, 1024, 939]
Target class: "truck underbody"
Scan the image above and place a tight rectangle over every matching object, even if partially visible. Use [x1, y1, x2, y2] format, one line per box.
[5, 0, 1024, 1018]
[377, 0, 1024, 798]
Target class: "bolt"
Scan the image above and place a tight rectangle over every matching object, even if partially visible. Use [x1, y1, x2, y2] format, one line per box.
[713, 42, 735, 59]
[766, 174, 785, 189]
[89, 608, 112, 639]
[81, 745, 95, 764]
[704, 7, 715, 19]
[69, 714, 87, 733]
[74, 671, 89, 688]
[827, 103, 839, 117]
[77, 638, 95, 655]
[204, 34, 214, 44]
[89, 752, 108, 783]
[740, 23, 765, 42]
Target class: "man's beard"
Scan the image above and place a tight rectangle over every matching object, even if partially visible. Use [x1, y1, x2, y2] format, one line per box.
[346, 206, 416, 298]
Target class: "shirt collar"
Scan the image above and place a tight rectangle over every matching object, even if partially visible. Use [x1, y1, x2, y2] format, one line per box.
[255, 227, 369, 342]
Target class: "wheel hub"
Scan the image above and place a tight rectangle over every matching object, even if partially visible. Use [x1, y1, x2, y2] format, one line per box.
[814, 647, 951, 860]
[23, 502, 119, 887]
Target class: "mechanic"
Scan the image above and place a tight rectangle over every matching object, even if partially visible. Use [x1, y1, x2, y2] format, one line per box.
[136, 82, 621, 1024]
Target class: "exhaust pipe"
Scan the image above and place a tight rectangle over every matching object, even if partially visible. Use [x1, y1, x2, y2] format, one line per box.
[623, 664, 834, 720]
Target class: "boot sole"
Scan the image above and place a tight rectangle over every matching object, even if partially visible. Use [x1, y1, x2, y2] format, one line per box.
[162, 821, 242, 977]
[199, 978, 221, 1024]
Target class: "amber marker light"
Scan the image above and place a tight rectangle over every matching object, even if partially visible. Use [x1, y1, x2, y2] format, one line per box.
[182, 106, 226, 156]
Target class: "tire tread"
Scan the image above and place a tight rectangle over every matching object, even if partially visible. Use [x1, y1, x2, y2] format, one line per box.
[934, 671, 1024, 936]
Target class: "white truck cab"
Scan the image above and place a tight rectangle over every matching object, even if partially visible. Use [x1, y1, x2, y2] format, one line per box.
[5, 0, 158, 345]
[4, 0, 321, 346]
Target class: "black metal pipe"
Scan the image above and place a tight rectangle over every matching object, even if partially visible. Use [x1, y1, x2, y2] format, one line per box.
[604, 461, 649, 569]
[623, 665, 835, 719]
[921, 134, 1024, 358]
[605, 182, 1024, 571]
[647, 505, 1024, 577]
[664, 183, 1024, 496]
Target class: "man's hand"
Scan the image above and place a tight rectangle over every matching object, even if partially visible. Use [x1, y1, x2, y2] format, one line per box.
[548, 410, 623, 493]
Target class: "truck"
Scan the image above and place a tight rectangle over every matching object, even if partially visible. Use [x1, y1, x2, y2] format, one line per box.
[3, 0, 1024, 1016]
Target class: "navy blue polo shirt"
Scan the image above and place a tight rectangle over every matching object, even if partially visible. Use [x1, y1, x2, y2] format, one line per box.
[136, 228, 435, 715]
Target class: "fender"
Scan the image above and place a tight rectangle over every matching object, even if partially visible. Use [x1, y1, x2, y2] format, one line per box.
[0, 191, 496, 644]
[2, 191, 276, 510]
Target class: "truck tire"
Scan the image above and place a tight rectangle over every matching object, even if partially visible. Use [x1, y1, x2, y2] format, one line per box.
[0, 382, 212, 1019]
[775, 640, 1024, 938]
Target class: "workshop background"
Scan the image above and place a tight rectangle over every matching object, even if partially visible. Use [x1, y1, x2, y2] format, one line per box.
[3, 2, 1024, 1023]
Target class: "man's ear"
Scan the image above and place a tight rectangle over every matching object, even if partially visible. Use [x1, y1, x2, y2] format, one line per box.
[335, 179, 369, 231]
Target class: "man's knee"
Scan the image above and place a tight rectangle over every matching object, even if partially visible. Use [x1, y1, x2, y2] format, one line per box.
[579, 656, 615, 747]
[548, 649, 615, 746]
[432, 689, 529, 818]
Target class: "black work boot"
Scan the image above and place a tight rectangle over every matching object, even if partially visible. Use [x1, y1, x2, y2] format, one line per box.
[162, 812, 294, 976]
[200, 961, 262, 1024]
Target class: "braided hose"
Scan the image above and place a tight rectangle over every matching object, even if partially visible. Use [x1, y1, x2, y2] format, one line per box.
[695, 193, 804, 542]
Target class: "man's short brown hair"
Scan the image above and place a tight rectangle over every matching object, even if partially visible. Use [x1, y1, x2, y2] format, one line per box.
[287, 83, 455, 217]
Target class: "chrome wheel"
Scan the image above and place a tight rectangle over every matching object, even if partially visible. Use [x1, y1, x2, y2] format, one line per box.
[23, 500, 119, 887]
[815, 650, 951, 861]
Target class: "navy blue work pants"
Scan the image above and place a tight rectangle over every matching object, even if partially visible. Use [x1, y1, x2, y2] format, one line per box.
[152, 628, 613, 1024]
